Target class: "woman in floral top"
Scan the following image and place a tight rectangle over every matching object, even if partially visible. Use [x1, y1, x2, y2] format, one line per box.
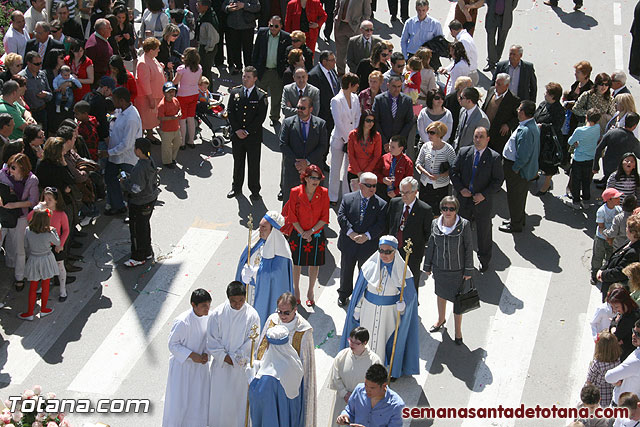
[572, 72, 616, 135]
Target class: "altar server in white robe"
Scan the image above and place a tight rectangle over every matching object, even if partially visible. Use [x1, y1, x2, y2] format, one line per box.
[255, 292, 316, 427]
[329, 326, 381, 425]
[162, 289, 211, 427]
[207, 281, 261, 427]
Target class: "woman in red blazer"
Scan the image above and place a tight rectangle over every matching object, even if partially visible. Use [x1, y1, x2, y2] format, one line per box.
[282, 165, 330, 307]
[284, 0, 327, 53]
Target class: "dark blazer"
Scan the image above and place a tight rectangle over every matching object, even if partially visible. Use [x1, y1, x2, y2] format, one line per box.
[602, 240, 640, 286]
[337, 190, 387, 257]
[492, 60, 537, 102]
[451, 146, 504, 198]
[25, 38, 65, 68]
[279, 114, 328, 202]
[227, 85, 269, 144]
[386, 197, 433, 266]
[593, 128, 640, 176]
[308, 63, 338, 130]
[62, 19, 85, 42]
[482, 87, 520, 153]
[252, 28, 292, 80]
[444, 89, 462, 142]
[615, 86, 632, 96]
[372, 91, 415, 144]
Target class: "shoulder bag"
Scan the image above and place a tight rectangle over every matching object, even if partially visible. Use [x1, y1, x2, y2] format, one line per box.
[454, 277, 480, 314]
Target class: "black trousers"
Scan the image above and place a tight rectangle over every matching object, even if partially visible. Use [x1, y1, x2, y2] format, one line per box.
[338, 247, 373, 299]
[459, 194, 494, 265]
[227, 28, 254, 70]
[231, 138, 262, 194]
[387, 0, 409, 18]
[129, 200, 156, 261]
[322, 0, 335, 37]
[503, 160, 529, 231]
[199, 45, 216, 90]
[571, 160, 592, 203]
[419, 182, 449, 216]
[215, 22, 227, 66]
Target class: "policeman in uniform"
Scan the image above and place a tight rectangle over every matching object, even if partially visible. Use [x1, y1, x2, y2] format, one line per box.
[227, 66, 269, 200]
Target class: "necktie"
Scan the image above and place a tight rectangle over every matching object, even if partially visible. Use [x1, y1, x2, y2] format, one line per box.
[301, 120, 308, 141]
[364, 39, 370, 56]
[38, 42, 46, 58]
[299, 88, 303, 99]
[397, 205, 410, 248]
[391, 96, 398, 118]
[388, 156, 397, 192]
[461, 110, 468, 131]
[469, 150, 481, 193]
[329, 71, 339, 95]
[244, 88, 249, 98]
[359, 197, 367, 223]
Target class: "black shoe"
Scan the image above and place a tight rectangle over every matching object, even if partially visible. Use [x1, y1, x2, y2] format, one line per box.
[65, 263, 82, 272]
[338, 297, 349, 307]
[250, 193, 262, 201]
[187, 143, 196, 149]
[429, 320, 446, 333]
[573, 3, 582, 10]
[104, 207, 127, 216]
[390, 15, 398, 21]
[483, 63, 495, 72]
[479, 263, 489, 273]
[323, 163, 331, 172]
[75, 231, 88, 238]
[270, 119, 281, 127]
[179, 145, 187, 150]
[498, 224, 522, 233]
[227, 189, 240, 198]
[277, 190, 283, 201]
[59, 295, 67, 302]
[124, 216, 130, 224]
[454, 337, 464, 345]
[401, 15, 409, 22]
[66, 276, 76, 284]
[14, 280, 24, 292]
[164, 163, 176, 169]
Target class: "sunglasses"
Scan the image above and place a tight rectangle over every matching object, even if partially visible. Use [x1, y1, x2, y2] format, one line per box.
[297, 106, 307, 110]
[427, 130, 437, 135]
[381, 52, 390, 57]
[361, 183, 376, 188]
[378, 248, 395, 255]
[269, 24, 280, 28]
[364, 118, 375, 123]
[433, 96, 443, 101]
[277, 309, 292, 316]
[32, 62, 42, 66]
[363, 28, 374, 32]
[308, 176, 321, 181]
[441, 206, 457, 212]
[44, 186, 58, 193]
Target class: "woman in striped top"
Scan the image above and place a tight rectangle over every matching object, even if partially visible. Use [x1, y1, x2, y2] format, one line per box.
[415, 121, 456, 216]
[606, 153, 640, 204]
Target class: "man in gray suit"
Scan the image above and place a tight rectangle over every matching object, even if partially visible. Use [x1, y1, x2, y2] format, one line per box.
[333, 0, 372, 75]
[372, 75, 415, 153]
[483, 0, 518, 72]
[279, 96, 329, 204]
[346, 20, 382, 73]
[491, 45, 537, 102]
[281, 68, 321, 118]
[455, 87, 490, 151]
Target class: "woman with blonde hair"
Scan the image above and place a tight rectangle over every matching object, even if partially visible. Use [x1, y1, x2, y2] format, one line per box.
[413, 47, 437, 105]
[286, 31, 314, 70]
[606, 93, 639, 138]
[0, 53, 23, 83]
[586, 331, 621, 407]
[623, 262, 640, 303]
[358, 70, 383, 112]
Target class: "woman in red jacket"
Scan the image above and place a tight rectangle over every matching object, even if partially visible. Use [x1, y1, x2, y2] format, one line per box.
[284, 0, 327, 53]
[282, 165, 330, 307]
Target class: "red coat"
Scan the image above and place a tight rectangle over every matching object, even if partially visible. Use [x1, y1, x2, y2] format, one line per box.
[283, 184, 330, 232]
[284, 0, 327, 53]
[375, 153, 414, 197]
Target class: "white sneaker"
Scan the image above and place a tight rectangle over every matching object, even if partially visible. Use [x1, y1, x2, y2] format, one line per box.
[55, 105, 61, 113]
[124, 259, 145, 267]
[563, 198, 581, 210]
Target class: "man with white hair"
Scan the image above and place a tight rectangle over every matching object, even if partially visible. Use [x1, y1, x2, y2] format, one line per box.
[250, 324, 305, 426]
[207, 281, 260, 427]
[25, 21, 65, 66]
[612, 70, 631, 96]
[482, 72, 520, 154]
[492, 45, 538, 102]
[84, 18, 113, 87]
[237, 211, 294, 327]
[255, 293, 316, 426]
[346, 20, 382, 73]
[341, 236, 420, 379]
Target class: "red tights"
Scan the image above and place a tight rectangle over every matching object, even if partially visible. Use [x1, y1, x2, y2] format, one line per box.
[24, 279, 51, 316]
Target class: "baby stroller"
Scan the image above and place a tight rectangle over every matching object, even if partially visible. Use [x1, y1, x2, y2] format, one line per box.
[195, 91, 232, 151]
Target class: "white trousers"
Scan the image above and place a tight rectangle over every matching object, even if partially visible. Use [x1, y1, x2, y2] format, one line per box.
[1, 216, 27, 281]
[329, 140, 350, 202]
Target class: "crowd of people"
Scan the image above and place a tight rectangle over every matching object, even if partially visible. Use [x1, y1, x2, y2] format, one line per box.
[2, 0, 640, 425]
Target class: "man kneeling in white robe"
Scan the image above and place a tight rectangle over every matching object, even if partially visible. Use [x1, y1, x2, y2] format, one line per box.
[162, 288, 211, 427]
[207, 281, 261, 427]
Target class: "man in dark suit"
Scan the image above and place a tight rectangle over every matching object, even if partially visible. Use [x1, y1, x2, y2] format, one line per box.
[25, 21, 65, 69]
[346, 21, 382, 73]
[56, 2, 84, 42]
[227, 66, 269, 201]
[455, 87, 490, 151]
[492, 45, 537, 102]
[444, 76, 473, 143]
[308, 51, 339, 135]
[279, 96, 329, 204]
[612, 70, 632, 96]
[499, 100, 540, 233]
[251, 16, 292, 125]
[482, 73, 520, 154]
[372, 75, 414, 150]
[337, 172, 387, 306]
[451, 127, 504, 271]
[386, 176, 433, 291]
[483, 0, 517, 72]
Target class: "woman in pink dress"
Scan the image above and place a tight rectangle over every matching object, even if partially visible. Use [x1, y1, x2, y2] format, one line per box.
[134, 37, 166, 143]
[172, 47, 202, 149]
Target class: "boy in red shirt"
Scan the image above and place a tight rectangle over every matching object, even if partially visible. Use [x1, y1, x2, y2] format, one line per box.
[74, 101, 100, 161]
[157, 82, 183, 168]
[376, 135, 414, 201]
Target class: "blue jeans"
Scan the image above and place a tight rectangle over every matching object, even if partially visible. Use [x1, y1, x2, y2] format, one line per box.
[54, 87, 74, 110]
[105, 161, 133, 210]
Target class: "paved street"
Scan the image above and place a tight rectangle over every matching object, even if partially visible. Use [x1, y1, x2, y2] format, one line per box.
[0, 0, 639, 425]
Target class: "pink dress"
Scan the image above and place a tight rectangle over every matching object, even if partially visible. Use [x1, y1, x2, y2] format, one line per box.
[134, 54, 165, 130]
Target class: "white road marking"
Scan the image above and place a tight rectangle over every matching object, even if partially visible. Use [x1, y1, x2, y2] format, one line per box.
[67, 228, 227, 394]
[615, 35, 624, 70]
[461, 267, 552, 427]
[1, 220, 126, 385]
[614, 3, 622, 25]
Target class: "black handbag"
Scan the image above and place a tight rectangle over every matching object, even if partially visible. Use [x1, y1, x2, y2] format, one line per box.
[454, 278, 480, 314]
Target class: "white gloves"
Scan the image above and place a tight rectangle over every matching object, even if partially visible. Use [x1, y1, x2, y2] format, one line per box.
[396, 301, 406, 314]
[353, 307, 361, 321]
[241, 264, 258, 284]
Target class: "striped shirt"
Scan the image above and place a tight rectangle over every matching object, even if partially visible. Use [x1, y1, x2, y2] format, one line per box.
[54, 0, 77, 19]
[606, 173, 640, 204]
[416, 141, 456, 189]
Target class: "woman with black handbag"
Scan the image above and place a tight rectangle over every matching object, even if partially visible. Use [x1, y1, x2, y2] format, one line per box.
[534, 82, 566, 196]
[423, 195, 474, 345]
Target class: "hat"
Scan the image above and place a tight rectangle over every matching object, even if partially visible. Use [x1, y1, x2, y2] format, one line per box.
[163, 82, 177, 93]
[99, 75, 116, 90]
[266, 325, 289, 345]
[379, 235, 398, 249]
[263, 211, 285, 230]
[602, 188, 624, 202]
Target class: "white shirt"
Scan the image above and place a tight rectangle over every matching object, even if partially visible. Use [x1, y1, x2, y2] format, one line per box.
[108, 104, 143, 165]
[502, 118, 533, 161]
[473, 147, 486, 158]
[24, 7, 47, 35]
[455, 29, 477, 71]
[320, 63, 338, 94]
[605, 348, 640, 404]
[243, 85, 255, 97]
[613, 86, 629, 96]
[403, 199, 416, 213]
[508, 62, 521, 97]
[2, 25, 30, 58]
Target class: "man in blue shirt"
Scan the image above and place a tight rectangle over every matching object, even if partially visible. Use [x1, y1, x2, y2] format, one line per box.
[400, 0, 443, 59]
[337, 363, 405, 427]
